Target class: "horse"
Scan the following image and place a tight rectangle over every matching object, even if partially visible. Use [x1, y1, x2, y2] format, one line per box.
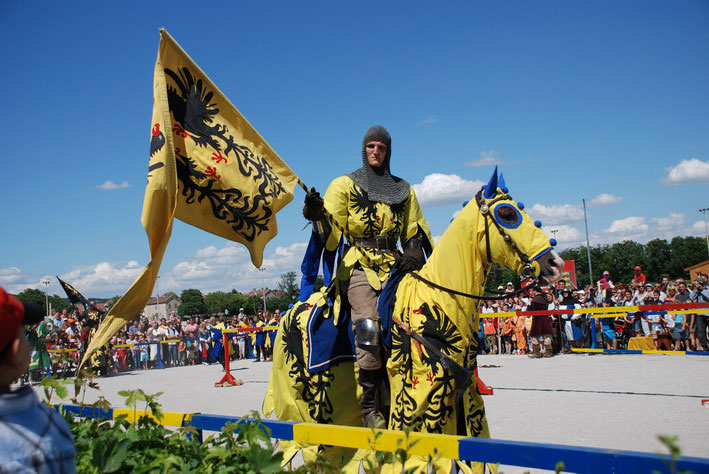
[263, 168, 564, 472]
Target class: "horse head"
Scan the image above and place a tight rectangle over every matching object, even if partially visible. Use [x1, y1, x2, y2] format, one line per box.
[474, 167, 564, 285]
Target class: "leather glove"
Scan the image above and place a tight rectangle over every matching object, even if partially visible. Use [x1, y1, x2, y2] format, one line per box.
[391, 247, 425, 274]
[303, 190, 325, 221]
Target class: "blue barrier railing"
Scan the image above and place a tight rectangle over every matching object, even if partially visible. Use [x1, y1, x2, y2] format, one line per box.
[57, 404, 709, 473]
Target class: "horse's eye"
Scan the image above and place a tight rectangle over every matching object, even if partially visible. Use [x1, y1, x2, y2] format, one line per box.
[494, 204, 522, 229]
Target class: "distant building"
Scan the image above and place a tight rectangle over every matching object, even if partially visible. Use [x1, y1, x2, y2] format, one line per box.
[144, 295, 180, 321]
[685, 260, 709, 282]
[243, 288, 286, 300]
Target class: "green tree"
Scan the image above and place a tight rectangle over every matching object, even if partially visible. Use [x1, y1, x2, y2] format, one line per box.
[177, 289, 207, 317]
[47, 294, 71, 313]
[277, 271, 299, 302]
[225, 292, 249, 315]
[668, 236, 707, 278]
[266, 294, 293, 313]
[484, 264, 518, 293]
[204, 291, 231, 314]
[15, 288, 47, 312]
[604, 240, 645, 283]
[644, 238, 671, 280]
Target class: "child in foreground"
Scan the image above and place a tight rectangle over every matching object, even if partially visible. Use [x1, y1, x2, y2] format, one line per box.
[0, 287, 76, 473]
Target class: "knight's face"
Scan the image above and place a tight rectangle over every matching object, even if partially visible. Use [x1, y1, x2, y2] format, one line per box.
[365, 141, 387, 168]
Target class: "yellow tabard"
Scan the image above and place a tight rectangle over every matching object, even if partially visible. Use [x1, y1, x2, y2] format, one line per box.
[323, 175, 433, 291]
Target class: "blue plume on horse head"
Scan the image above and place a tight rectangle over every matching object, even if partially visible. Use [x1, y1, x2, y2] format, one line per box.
[482, 166, 499, 199]
[498, 173, 508, 193]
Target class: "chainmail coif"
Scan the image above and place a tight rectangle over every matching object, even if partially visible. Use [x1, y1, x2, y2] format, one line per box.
[348, 126, 410, 205]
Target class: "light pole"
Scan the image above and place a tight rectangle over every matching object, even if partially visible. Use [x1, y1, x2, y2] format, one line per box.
[582, 199, 593, 285]
[700, 208, 709, 260]
[155, 275, 162, 320]
[42, 279, 51, 318]
[550, 229, 559, 241]
[259, 268, 267, 312]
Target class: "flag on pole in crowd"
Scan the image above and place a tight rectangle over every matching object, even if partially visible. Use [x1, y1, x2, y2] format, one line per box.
[81, 29, 299, 367]
[57, 276, 92, 310]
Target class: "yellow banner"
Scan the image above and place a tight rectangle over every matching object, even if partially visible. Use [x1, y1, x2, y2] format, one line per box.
[81, 29, 298, 367]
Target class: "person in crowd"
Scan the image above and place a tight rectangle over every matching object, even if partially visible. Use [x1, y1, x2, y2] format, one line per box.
[632, 265, 647, 286]
[184, 318, 199, 364]
[0, 287, 76, 473]
[253, 313, 266, 362]
[167, 321, 178, 367]
[500, 307, 515, 354]
[514, 312, 527, 355]
[559, 289, 584, 349]
[140, 335, 150, 370]
[673, 282, 691, 350]
[482, 303, 498, 355]
[236, 316, 249, 360]
[198, 322, 211, 365]
[689, 277, 709, 351]
[210, 315, 226, 368]
[528, 289, 554, 358]
[146, 321, 160, 368]
[600, 297, 618, 350]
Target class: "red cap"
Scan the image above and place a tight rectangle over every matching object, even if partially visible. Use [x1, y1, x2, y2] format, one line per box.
[1, 287, 44, 353]
[635, 266, 642, 271]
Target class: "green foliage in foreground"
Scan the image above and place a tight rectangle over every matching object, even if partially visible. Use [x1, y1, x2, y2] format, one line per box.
[49, 377, 329, 474]
[66, 412, 285, 473]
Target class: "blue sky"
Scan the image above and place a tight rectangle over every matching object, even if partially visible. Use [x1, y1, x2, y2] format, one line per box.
[1, 1, 708, 298]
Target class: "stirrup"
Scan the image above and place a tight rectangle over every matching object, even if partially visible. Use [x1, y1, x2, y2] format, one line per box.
[364, 411, 386, 429]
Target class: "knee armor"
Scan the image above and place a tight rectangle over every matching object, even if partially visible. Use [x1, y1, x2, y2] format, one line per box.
[355, 318, 380, 347]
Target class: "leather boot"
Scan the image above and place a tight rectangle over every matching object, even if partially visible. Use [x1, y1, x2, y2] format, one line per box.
[528, 342, 542, 358]
[543, 342, 554, 358]
[359, 369, 385, 428]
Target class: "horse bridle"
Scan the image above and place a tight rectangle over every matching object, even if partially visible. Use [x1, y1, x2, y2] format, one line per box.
[407, 190, 542, 301]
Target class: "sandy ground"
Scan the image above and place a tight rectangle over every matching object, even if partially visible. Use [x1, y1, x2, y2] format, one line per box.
[43, 353, 709, 465]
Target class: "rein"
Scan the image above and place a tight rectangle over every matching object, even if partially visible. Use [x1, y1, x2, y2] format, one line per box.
[406, 190, 542, 301]
[408, 271, 539, 301]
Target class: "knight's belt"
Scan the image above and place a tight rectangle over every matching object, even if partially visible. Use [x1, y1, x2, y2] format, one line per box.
[354, 235, 398, 251]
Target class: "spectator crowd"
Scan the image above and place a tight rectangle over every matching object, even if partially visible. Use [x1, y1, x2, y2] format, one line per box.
[478, 266, 709, 356]
[24, 307, 282, 380]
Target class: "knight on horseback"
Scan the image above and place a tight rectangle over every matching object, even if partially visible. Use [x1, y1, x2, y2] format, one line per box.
[302, 125, 434, 427]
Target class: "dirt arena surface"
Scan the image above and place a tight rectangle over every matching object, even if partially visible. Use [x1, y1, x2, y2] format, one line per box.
[50, 353, 709, 466]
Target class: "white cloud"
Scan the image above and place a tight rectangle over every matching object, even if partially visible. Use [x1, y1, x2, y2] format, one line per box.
[605, 216, 649, 235]
[650, 213, 686, 232]
[590, 193, 622, 206]
[547, 225, 584, 244]
[663, 158, 709, 185]
[60, 261, 143, 296]
[527, 203, 584, 225]
[0, 267, 25, 286]
[418, 116, 439, 125]
[689, 220, 708, 235]
[466, 150, 503, 167]
[162, 241, 309, 294]
[412, 173, 484, 206]
[97, 180, 131, 190]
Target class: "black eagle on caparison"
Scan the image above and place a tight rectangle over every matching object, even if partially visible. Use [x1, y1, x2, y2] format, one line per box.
[280, 303, 335, 424]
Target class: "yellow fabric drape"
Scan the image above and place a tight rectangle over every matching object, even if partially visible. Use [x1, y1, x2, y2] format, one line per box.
[81, 29, 298, 367]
